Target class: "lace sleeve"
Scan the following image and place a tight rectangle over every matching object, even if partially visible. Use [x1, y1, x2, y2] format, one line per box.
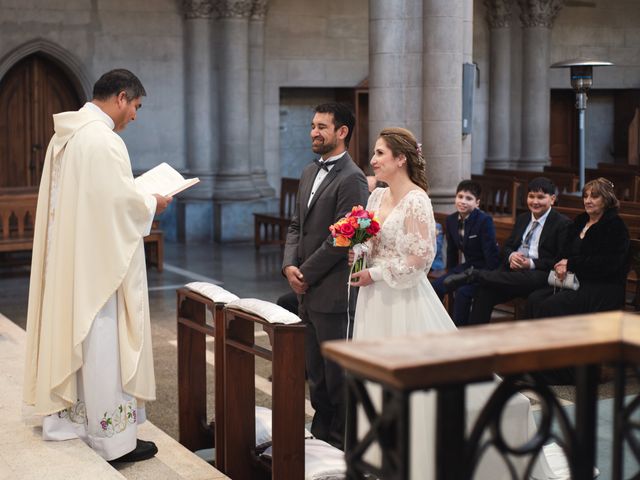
[370, 191, 436, 289]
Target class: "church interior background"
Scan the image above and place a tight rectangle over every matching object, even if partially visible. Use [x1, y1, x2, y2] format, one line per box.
[2, 0, 639, 244]
[2, 0, 640, 477]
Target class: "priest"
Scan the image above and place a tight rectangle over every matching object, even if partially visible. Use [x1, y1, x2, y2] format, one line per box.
[23, 69, 171, 462]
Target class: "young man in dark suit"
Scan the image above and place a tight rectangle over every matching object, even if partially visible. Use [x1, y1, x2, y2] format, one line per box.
[282, 103, 369, 449]
[445, 177, 570, 325]
[432, 180, 500, 326]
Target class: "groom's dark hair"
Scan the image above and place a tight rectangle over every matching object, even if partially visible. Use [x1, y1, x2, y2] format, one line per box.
[314, 102, 355, 148]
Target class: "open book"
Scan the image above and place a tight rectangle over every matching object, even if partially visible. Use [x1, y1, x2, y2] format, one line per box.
[135, 162, 200, 197]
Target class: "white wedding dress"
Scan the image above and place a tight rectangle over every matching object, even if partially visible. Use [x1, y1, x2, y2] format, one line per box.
[353, 188, 565, 480]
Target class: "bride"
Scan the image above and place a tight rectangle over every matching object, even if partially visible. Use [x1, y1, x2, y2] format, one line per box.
[349, 128, 563, 479]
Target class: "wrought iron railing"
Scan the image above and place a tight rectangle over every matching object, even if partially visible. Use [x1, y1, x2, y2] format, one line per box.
[323, 311, 640, 479]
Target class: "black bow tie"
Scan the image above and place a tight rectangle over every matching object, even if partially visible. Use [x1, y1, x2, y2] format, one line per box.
[314, 159, 338, 171]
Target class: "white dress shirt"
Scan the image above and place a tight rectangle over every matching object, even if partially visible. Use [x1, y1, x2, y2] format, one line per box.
[307, 151, 346, 207]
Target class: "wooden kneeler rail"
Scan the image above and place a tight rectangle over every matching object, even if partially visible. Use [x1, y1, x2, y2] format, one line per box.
[223, 307, 306, 480]
[176, 288, 227, 469]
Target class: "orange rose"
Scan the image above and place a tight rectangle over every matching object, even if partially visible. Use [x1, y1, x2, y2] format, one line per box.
[335, 235, 351, 247]
[347, 216, 359, 228]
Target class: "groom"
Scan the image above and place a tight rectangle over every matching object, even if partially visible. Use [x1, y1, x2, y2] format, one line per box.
[282, 103, 369, 449]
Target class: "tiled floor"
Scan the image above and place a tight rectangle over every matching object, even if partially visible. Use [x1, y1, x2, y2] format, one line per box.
[2, 242, 640, 478]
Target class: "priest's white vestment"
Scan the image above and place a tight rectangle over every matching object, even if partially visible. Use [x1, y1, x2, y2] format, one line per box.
[23, 103, 157, 460]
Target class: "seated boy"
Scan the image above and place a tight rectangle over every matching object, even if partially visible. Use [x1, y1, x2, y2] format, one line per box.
[444, 177, 571, 325]
[432, 180, 499, 326]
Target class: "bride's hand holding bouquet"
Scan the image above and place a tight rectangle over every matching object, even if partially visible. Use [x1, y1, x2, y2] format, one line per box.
[329, 205, 380, 287]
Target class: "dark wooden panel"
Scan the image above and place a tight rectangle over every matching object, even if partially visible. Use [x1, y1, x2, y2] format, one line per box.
[0, 54, 82, 188]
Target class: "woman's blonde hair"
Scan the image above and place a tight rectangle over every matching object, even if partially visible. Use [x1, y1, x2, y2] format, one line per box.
[378, 127, 428, 192]
[583, 177, 619, 209]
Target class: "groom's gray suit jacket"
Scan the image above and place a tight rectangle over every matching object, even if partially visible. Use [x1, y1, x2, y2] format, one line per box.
[283, 152, 369, 314]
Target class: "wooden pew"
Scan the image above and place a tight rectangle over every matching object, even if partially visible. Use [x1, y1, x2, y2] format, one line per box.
[0, 187, 163, 271]
[144, 220, 164, 272]
[254, 178, 299, 250]
[585, 168, 640, 201]
[0, 188, 38, 254]
[176, 288, 226, 468]
[223, 306, 306, 480]
[470, 174, 520, 225]
[484, 168, 579, 194]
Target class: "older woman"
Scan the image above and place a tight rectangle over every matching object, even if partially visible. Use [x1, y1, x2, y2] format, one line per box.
[527, 177, 630, 319]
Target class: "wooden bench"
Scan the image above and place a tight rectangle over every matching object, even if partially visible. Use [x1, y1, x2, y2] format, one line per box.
[484, 168, 579, 194]
[585, 168, 640, 201]
[223, 306, 306, 480]
[254, 178, 299, 250]
[0, 187, 163, 271]
[176, 288, 226, 468]
[470, 174, 520, 225]
[0, 188, 38, 254]
[144, 220, 164, 272]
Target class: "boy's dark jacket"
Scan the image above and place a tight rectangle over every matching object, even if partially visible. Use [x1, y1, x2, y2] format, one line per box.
[445, 208, 500, 271]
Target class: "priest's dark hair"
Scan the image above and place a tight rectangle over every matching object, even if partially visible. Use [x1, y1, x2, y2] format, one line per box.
[314, 102, 355, 148]
[92, 69, 146, 102]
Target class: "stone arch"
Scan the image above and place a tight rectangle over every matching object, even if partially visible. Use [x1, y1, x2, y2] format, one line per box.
[0, 39, 92, 101]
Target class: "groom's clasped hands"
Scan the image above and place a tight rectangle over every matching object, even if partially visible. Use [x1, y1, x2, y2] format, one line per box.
[284, 265, 308, 294]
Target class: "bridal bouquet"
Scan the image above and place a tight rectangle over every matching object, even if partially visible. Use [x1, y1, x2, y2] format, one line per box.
[329, 205, 380, 273]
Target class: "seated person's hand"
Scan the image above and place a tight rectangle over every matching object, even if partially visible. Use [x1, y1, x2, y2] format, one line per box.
[554, 259, 568, 281]
[350, 269, 373, 287]
[509, 252, 531, 270]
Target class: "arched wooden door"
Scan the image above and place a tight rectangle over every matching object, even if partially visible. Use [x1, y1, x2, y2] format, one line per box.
[0, 54, 83, 188]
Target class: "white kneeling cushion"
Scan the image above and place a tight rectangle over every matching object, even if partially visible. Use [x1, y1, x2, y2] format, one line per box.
[185, 282, 239, 304]
[255, 406, 312, 449]
[262, 438, 346, 480]
[226, 298, 302, 325]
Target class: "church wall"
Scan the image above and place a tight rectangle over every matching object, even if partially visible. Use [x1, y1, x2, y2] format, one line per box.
[0, 0, 186, 173]
[263, 0, 369, 190]
[551, 1, 640, 90]
[472, 0, 640, 173]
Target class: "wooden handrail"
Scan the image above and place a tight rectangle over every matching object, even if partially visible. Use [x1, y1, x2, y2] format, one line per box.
[323, 311, 640, 479]
[322, 311, 637, 390]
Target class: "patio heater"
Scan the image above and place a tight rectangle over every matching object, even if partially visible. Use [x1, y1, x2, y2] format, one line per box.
[550, 58, 613, 190]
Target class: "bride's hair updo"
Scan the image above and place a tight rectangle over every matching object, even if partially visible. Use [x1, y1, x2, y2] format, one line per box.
[378, 127, 428, 192]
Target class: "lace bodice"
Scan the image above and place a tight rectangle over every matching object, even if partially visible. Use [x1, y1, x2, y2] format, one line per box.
[366, 187, 437, 289]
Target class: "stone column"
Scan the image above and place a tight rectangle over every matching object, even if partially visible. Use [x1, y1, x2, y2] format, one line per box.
[423, 0, 466, 211]
[368, 0, 423, 149]
[462, 0, 473, 175]
[485, 0, 512, 169]
[248, 0, 274, 196]
[213, 0, 259, 200]
[179, 0, 216, 243]
[517, 0, 564, 170]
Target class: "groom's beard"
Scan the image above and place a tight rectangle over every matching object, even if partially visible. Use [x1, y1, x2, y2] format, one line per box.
[312, 138, 338, 156]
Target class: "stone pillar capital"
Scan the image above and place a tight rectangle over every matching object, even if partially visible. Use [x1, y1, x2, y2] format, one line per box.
[251, 0, 269, 21]
[518, 0, 564, 28]
[183, 0, 215, 19]
[484, 0, 512, 29]
[216, 0, 254, 19]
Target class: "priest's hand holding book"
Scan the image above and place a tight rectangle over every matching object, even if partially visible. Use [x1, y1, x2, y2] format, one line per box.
[135, 162, 200, 215]
[153, 194, 173, 215]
